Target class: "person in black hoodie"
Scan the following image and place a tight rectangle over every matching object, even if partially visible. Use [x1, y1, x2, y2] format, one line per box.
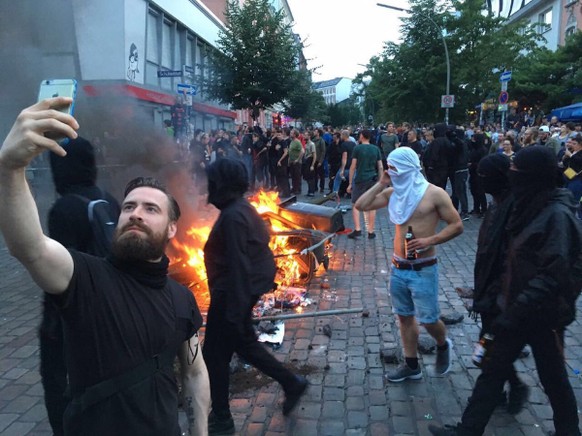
[202, 158, 308, 434]
[430, 147, 582, 436]
[467, 133, 488, 217]
[41, 137, 121, 435]
[449, 128, 470, 221]
[423, 123, 451, 189]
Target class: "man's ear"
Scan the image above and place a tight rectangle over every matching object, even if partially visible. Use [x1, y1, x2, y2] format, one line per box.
[167, 221, 177, 239]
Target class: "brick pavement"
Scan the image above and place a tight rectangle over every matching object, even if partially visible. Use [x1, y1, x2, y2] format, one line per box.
[0, 183, 581, 435]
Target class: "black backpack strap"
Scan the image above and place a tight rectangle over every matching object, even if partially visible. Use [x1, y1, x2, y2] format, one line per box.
[72, 345, 176, 412]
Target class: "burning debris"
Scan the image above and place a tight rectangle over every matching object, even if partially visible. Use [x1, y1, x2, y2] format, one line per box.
[169, 189, 340, 316]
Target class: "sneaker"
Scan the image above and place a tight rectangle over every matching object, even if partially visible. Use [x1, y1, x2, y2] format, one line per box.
[306, 193, 315, 197]
[428, 423, 460, 435]
[208, 410, 235, 435]
[460, 213, 470, 221]
[507, 383, 529, 415]
[385, 362, 422, 382]
[368, 232, 376, 239]
[435, 338, 453, 375]
[283, 376, 308, 415]
[347, 230, 361, 239]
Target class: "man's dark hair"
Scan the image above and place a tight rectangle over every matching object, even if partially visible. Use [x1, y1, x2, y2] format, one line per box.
[124, 177, 181, 222]
[359, 129, 371, 140]
[566, 122, 576, 131]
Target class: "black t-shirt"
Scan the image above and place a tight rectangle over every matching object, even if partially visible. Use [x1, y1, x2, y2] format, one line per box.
[340, 140, 355, 168]
[277, 138, 290, 167]
[51, 250, 202, 435]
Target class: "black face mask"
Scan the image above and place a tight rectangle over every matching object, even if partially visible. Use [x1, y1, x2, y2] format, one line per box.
[480, 175, 508, 196]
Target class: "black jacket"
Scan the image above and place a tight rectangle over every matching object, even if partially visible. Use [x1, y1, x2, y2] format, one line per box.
[204, 198, 276, 330]
[472, 191, 513, 315]
[496, 189, 582, 331]
[423, 123, 450, 171]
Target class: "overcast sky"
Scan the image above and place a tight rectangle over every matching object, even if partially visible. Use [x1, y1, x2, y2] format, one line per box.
[286, 0, 409, 81]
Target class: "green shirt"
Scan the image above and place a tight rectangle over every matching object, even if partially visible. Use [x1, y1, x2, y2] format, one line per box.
[288, 139, 303, 163]
[380, 133, 398, 157]
[314, 137, 326, 164]
[352, 143, 382, 183]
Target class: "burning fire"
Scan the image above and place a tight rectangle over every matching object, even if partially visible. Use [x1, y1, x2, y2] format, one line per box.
[170, 190, 308, 309]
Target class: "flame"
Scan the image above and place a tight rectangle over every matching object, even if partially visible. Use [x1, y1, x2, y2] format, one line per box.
[170, 189, 308, 308]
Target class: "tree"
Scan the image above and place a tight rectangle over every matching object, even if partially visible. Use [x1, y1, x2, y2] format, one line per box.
[512, 32, 582, 113]
[366, 0, 539, 123]
[326, 99, 364, 127]
[201, 0, 300, 120]
[283, 69, 328, 124]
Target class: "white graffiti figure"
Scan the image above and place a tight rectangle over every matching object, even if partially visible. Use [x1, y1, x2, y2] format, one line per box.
[127, 43, 139, 82]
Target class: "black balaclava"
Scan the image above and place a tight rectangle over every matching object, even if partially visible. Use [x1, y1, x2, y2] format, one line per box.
[471, 133, 485, 150]
[206, 158, 249, 210]
[433, 123, 447, 139]
[507, 146, 558, 233]
[49, 136, 97, 195]
[478, 154, 511, 196]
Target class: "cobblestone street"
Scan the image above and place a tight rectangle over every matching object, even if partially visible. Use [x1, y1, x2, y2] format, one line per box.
[0, 180, 581, 435]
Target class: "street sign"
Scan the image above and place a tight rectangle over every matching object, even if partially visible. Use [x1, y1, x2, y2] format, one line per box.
[177, 83, 197, 96]
[501, 81, 508, 92]
[499, 71, 512, 82]
[182, 65, 194, 80]
[498, 104, 508, 111]
[441, 94, 455, 108]
[183, 65, 194, 74]
[158, 70, 182, 78]
[498, 91, 509, 104]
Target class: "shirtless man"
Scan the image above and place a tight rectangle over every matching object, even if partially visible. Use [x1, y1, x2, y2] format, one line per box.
[356, 147, 463, 382]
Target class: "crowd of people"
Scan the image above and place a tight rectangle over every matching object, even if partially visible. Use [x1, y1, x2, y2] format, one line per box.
[0, 96, 581, 436]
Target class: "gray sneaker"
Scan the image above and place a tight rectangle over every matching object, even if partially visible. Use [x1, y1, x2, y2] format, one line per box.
[436, 338, 453, 375]
[385, 362, 422, 382]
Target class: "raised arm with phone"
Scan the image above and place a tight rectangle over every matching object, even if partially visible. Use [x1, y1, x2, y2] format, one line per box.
[0, 98, 211, 435]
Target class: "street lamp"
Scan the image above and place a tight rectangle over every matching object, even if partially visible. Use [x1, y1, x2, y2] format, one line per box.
[377, 2, 451, 125]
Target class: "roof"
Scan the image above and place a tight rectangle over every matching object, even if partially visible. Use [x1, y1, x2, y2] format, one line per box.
[313, 77, 348, 90]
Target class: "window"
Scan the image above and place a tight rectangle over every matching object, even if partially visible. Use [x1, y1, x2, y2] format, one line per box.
[565, 26, 576, 38]
[146, 10, 160, 86]
[537, 8, 552, 34]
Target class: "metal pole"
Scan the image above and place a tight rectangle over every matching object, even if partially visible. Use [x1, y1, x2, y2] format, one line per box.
[253, 307, 364, 322]
[377, 3, 451, 124]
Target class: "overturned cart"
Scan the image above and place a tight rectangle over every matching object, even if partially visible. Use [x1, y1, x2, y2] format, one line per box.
[261, 196, 344, 285]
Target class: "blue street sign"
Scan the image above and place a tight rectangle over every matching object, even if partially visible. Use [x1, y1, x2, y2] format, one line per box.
[499, 71, 512, 82]
[177, 83, 197, 96]
[157, 70, 182, 78]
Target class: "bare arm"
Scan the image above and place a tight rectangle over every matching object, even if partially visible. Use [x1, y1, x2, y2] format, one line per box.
[339, 151, 347, 174]
[406, 187, 464, 252]
[277, 148, 288, 166]
[347, 158, 357, 193]
[179, 334, 210, 436]
[355, 170, 393, 211]
[0, 98, 78, 294]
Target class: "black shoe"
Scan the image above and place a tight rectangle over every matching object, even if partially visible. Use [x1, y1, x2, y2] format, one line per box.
[347, 230, 362, 239]
[368, 232, 376, 239]
[460, 212, 470, 221]
[507, 383, 529, 415]
[306, 193, 315, 197]
[283, 376, 308, 416]
[469, 210, 479, 215]
[428, 423, 460, 435]
[208, 410, 235, 435]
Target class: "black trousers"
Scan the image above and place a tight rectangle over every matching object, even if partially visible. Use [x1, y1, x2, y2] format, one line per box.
[203, 295, 297, 414]
[276, 166, 290, 198]
[290, 163, 302, 194]
[469, 173, 487, 214]
[39, 299, 68, 436]
[459, 324, 579, 436]
[316, 162, 326, 191]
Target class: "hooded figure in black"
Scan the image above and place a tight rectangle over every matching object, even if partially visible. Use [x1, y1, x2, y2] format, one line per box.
[41, 137, 120, 436]
[467, 133, 488, 216]
[202, 158, 308, 434]
[429, 147, 582, 436]
[423, 123, 451, 189]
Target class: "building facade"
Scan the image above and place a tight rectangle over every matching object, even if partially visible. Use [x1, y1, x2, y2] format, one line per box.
[313, 78, 353, 105]
[488, 0, 581, 50]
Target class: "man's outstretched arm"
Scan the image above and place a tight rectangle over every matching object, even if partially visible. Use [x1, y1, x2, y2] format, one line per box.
[0, 97, 79, 294]
[179, 334, 210, 436]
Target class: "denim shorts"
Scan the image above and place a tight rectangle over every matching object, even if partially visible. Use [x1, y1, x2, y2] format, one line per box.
[390, 263, 440, 324]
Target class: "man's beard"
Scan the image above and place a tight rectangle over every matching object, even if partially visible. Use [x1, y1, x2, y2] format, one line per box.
[111, 219, 169, 262]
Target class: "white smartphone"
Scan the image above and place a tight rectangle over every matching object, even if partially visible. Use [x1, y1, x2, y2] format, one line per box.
[38, 79, 77, 143]
[38, 79, 77, 115]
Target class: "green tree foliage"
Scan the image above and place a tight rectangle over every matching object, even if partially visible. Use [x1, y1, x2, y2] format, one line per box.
[326, 98, 363, 127]
[512, 31, 582, 112]
[366, 0, 539, 123]
[283, 69, 328, 124]
[201, 0, 299, 120]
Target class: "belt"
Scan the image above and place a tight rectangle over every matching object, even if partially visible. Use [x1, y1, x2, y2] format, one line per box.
[392, 258, 437, 271]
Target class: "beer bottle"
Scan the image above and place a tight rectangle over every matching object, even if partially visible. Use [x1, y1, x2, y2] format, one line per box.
[472, 333, 494, 368]
[405, 226, 417, 260]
